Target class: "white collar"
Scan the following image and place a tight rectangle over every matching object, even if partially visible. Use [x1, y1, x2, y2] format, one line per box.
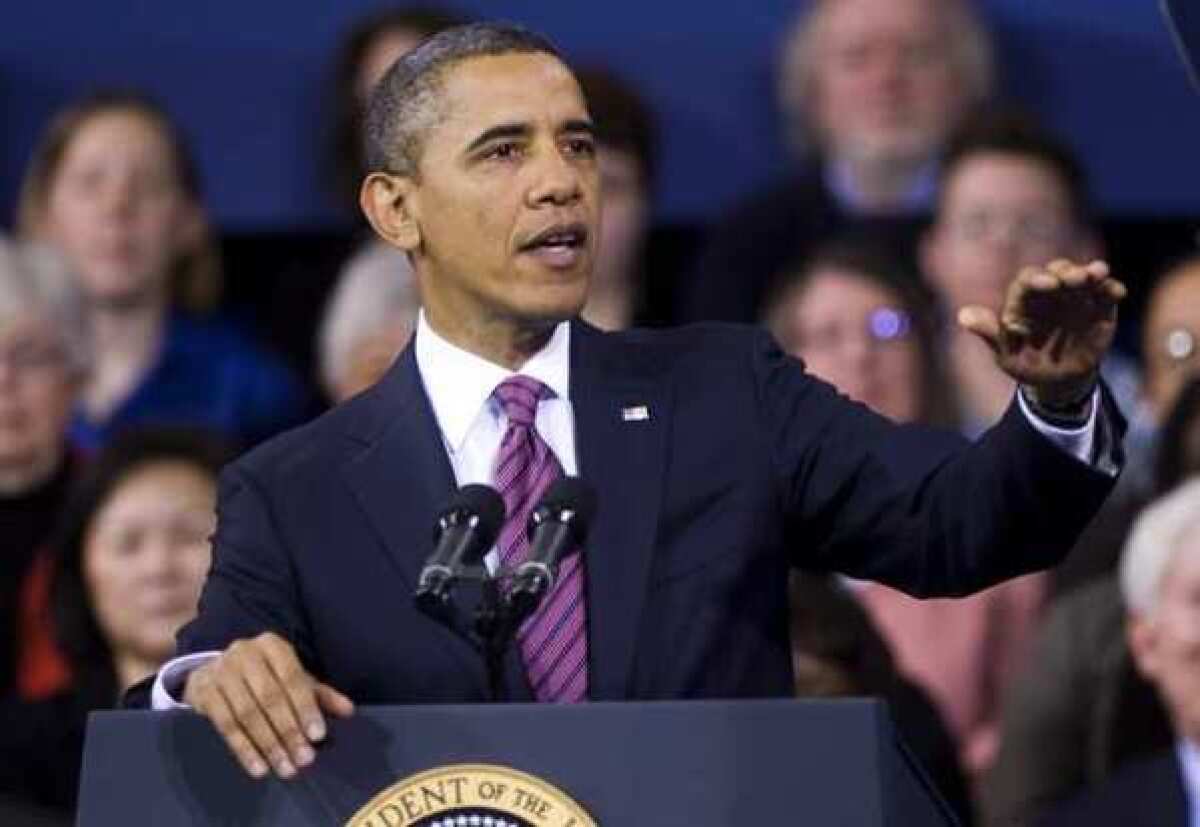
[413, 310, 571, 453]
[1178, 738, 1200, 808]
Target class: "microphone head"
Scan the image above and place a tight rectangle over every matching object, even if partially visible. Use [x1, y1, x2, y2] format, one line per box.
[531, 476, 597, 543]
[437, 483, 506, 544]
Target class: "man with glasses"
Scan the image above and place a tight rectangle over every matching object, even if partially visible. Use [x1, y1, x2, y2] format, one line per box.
[921, 113, 1141, 437]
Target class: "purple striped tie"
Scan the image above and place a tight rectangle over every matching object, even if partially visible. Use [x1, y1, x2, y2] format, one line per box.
[492, 375, 588, 703]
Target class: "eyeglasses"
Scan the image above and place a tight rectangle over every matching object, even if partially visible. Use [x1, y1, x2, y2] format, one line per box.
[798, 307, 913, 353]
[1160, 328, 1198, 364]
[946, 210, 1074, 247]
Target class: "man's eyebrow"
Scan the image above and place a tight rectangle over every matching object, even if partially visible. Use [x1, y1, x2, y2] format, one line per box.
[560, 118, 596, 136]
[465, 123, 531, 154]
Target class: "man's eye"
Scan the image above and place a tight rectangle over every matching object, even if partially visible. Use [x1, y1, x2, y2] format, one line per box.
[484, 142, 521, 161]
[565, 138, 596, 157]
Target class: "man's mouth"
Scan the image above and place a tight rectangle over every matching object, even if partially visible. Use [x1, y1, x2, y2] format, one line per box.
[519, 223, 589, 257]
[517, 222, 589, 271]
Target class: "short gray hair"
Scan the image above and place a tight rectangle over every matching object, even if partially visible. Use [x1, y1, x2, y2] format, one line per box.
[778, 0, 995, 156]
[318, 241, 421, 396]
[364, 22, 564, 178]
[0, 237, 90, 376]
[1120, 478, 1200, 616]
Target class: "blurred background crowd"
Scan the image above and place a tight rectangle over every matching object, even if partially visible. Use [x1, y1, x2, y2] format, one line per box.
[1, 1, 1199, 824]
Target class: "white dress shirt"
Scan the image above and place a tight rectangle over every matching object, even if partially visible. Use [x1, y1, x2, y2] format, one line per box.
[150, 313, 1104, 709]
[1178, 738, 1200, 827]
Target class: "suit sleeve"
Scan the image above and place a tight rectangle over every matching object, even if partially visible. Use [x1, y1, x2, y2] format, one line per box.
[174, 461, 318, 669]
[754, 330, 1123, 597]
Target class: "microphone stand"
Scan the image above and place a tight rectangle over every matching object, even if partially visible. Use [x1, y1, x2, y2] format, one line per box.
[416, 562, 539, 703]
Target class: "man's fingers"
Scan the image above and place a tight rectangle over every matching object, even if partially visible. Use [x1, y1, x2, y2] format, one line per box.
[1103, 278, 1128, 302]
[239, 648, 315, 770]
[259, 635, 328, 745]
[958, 305, 1002, 353]
[219, 672, 297, 778]
[315, 682, 356, 718]
[194, 680, 270, 779]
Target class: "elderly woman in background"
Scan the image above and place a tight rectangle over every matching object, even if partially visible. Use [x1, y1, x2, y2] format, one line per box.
[318, 243, 421, 403]
[1036, 478, 1200, 826]
[0, 429, 228, 817]
[0, 238, 88, 700]
[17, 92, 306, 451]
[766, 237, 1046, 780]
[985, 377, 1200, 827]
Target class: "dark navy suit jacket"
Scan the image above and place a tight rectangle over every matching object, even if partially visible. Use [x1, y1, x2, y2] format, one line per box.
[174, 321, 1120, 704]
[1040, 748, 1189, 826]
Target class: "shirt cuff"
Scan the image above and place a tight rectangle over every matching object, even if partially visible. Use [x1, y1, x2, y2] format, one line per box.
[150, 651, 220, 710]
[1016, 386, 1100, 468]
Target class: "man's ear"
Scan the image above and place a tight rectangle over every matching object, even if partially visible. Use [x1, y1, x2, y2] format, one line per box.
[360, 171, 421, 252]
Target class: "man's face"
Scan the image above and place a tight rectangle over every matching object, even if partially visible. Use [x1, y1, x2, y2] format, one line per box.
[401, 53, 599, 336]
[923, 152, 1086, 312]
[1143, 264, 1200, 420]
[1130, 534, 1200, 743]
[811, 0, 968, 167]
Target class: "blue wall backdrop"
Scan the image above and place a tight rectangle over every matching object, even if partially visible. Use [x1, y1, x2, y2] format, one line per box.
[2, 0, 1197, 232]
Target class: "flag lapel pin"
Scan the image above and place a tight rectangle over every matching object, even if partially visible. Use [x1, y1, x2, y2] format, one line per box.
[621, 404, 650, 422]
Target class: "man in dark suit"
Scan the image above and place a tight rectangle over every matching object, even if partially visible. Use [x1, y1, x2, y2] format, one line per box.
[147, 23, 1126, 782]
[1039, 480, 1200, 826]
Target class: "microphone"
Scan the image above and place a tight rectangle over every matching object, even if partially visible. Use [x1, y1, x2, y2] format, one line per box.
[506, 477, 597, 618]
[415, 484, 506, 611]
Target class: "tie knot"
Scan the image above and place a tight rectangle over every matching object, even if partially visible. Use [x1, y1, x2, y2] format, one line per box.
[494, 375, 553, 427]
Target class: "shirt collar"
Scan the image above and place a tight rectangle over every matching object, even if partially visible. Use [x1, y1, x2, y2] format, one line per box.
[824, 158, 938, 213]
[413, 310, 571, 453]
[1178, 738, 1200, 811]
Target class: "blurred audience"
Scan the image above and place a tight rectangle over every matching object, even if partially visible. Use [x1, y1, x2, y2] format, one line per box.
[684, 0, 992, 323]
[765, 236, 955, 426]
[920, 112, 1140, 435]
[0, 239, 87, 699]
[1133, 256, 1200, 484]
[318, 242, 420, 403]
[17, 92, 306, 451]
[0, 429, 227, 817]
[575, 67, 657, 331]
[1035, 478, 1200, 826]
[767, 236, 1046, 778]
[1051, 255, 1200, 594]
[789, 572, 974, 824]
[985, 377, 1200, 826]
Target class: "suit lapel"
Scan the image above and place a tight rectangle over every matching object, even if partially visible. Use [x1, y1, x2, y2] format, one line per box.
[571, 321, 669, 700]
[340, 345, 456, 587]
[338, 346, 487, 686]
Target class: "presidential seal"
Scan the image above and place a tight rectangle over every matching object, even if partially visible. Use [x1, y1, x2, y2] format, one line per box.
[345, 764, 598, 827]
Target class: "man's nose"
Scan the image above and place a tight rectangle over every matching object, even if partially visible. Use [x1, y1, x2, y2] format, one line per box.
[528, 150, 582, 207]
